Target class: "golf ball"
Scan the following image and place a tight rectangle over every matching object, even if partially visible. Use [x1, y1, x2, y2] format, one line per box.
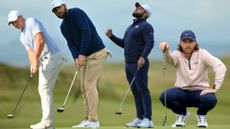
[172, 124, 177, 128]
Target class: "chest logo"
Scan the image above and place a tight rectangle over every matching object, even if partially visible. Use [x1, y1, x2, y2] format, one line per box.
[135, 25, 139, 28]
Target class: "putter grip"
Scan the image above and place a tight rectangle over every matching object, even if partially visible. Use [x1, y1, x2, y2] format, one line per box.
[163, 52, 167, 70]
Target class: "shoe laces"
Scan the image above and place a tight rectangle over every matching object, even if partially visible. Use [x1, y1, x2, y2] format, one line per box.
[80, 120, 89, 125]
[176, 114, 187, 124]
[142, 118, 150, 123]
[197, 115, 207, 124]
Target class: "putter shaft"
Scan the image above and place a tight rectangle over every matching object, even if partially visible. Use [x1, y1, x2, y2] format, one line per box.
[116, 70, 138, 115]
[162, 51, 168, 126]
[9, 74, 33, 117]
[58, 68, 79, 112]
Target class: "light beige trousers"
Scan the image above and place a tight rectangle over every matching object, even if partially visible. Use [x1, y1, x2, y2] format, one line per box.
[80, 48, 109, 121]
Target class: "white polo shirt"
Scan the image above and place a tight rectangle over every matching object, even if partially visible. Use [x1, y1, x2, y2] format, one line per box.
[20, 18, 59, 58]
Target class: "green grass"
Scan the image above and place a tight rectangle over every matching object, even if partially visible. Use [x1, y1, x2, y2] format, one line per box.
[0, 57, 230, 128]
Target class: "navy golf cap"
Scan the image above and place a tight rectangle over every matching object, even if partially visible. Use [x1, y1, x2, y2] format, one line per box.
[180, 30, 196, 41]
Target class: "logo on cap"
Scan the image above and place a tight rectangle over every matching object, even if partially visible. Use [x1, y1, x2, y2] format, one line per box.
[180, 30, 196, 41]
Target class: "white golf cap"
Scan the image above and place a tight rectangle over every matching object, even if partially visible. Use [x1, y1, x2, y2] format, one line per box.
[135, 2, 152, 18]
[51, 0, 65, 11]
[8, 10, 21, 25]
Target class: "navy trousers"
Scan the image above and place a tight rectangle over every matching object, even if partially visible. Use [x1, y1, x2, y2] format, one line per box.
[159, 87, 217, 115]
[125, 63, 152, 120]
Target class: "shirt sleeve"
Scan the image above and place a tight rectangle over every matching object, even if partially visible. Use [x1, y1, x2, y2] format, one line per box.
[165, 50, 179, 66]
[72, 9, 91, 56]
[141, 24, 154, 58]
[201, 49, 227, 89]
[109, 34, 125, 48]
[20, 18, 43, 51]
[28, 18, 43, 37]
[61, 25, 79, 60]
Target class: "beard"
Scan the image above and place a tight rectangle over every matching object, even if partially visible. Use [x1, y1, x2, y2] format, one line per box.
[57, 8, 68, 19]
[132, 12, 143, 19]
[182, 46, 194, 55]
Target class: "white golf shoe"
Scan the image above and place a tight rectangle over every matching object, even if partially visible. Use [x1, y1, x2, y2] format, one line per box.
[196, 115, 208, 128]
[30, 122, 54, 129]
[172, 112, 190, 127]
[136, 118, 153, 128]
[87, 121, 100, 128]
[126, 117, 143, 127]
[72, 120, 89, 128]
[72, 120, 100, 128]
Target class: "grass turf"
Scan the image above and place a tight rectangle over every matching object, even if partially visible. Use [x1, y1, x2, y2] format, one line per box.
[0, 57, 230, 128]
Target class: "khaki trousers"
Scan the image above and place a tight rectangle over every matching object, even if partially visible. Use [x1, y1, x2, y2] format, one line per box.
[80, 48, 108, 121]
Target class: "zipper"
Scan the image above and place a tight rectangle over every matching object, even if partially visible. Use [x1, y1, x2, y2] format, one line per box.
[188, 58, 191, 70]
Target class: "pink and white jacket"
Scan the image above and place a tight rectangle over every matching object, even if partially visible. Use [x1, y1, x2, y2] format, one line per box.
[166, 48, 226, 90]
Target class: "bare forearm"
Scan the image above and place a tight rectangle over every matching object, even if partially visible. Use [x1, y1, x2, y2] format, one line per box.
[27, 48, 39, 74]
[27, 32, 44, 74]
[27, 48, 35, 64]
[34, 32, 44, 58]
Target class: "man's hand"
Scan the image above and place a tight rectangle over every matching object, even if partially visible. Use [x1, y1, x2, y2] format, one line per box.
[30, 60, 39, 74]
[76, 55, 86, 67]
[159, 42, 169, 52]
[200, 88, 218, 96]
[29, 54, 39, 74]
[137, 57, 145, 70]
[106, 29, 113, 37]
[28, 49, 39, 74]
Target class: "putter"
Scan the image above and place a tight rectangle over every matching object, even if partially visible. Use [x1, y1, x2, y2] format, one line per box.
[162, 50, 168, 126]
[115, 70, 138, 115]
[7, 74, 33, 119]
[162, 90, 167, 126]
[57, 67, 79, 113]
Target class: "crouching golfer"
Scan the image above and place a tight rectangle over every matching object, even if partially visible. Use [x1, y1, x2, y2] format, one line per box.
[106, 2, 154, 128]
[8, 10, 63, 129]
[159, 30, 226, 128]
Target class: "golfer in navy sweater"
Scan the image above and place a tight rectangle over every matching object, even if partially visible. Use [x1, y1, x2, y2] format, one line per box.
[51, 0, 109, 128]
[106, 2, 154, 128]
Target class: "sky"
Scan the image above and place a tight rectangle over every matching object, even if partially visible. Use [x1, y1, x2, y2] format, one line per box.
[0, 0, 230, 66]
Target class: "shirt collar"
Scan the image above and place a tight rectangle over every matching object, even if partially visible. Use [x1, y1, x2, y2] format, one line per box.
[133, 18, 146, 23]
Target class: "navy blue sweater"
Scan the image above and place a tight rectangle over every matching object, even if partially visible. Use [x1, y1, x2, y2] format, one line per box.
[110, 19, 154, 63]
[60, 8, 105, 60]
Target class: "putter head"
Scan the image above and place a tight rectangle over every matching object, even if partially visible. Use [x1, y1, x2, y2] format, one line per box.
[57, 106, 65, 113]
[7, 114, 14, 119]
[114, 111, 122, 115]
